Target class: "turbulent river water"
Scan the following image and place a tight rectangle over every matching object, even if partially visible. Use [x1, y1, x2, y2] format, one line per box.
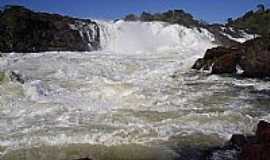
[0, 21, 269, 160]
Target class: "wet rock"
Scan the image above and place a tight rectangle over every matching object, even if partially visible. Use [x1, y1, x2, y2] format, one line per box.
[212, 53, 238, 74]
[192, 58, 205, 70]
[256, 120, 270, 144]
[240, 121, 270, 160]
[8, 71, 25, 84]
[239, 37, 270, 78]
[192, 46, 240, 72]
[193, 36, 270, 79]
[241, 144, 270, 160]
[229, 134, 247, 148]
[0, 5, 100, 53]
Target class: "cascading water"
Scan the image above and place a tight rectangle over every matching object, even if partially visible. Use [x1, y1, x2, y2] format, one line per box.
[99, 20, 215, 56]
[0, 21, 269, 160]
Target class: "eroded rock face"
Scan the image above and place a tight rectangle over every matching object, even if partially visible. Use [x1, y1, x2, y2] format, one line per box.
[0, 5, 100, 53]
[192, 36, 270, 78]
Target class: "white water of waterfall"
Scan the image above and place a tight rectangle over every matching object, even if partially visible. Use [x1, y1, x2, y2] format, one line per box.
[0, 21, 269, 160]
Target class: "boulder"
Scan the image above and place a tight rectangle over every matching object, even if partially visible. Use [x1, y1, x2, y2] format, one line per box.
[240, 120, 270, 160]
[239, 37, 270, 78]
[256, 120, 270, 144]
[192, 36, 270, 78]
[212, 53, 238, 74]
[229, 134, 247, 148]
[192, 46, 240, 72]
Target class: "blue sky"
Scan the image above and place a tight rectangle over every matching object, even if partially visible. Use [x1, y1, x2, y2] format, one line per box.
[1, 0, 270, 23]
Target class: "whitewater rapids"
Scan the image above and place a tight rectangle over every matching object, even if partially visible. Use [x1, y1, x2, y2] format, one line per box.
[0, 21, 269, 159]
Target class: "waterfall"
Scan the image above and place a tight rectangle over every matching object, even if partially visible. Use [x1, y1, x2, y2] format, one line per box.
[97, 20, 216, 56]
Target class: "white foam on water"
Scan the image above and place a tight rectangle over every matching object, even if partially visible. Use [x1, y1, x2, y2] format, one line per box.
[0, 21, 268, 154]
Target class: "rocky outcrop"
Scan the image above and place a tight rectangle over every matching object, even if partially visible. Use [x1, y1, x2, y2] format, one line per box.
[205, 24, 244, 47]
[205, 120, 270, 160]
[0, 5, 100, 53]
[124, 9, 202, 28]
[227, 7, 270, 36]
[192, 36, 270, 78]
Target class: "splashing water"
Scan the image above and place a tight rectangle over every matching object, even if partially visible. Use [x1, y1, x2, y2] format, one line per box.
[0, 21, 268, 160]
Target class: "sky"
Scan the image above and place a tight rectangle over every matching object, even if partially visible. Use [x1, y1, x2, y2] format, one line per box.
[1, 0, 270, 23]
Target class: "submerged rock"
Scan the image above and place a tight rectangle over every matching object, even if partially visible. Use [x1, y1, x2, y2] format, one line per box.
[8, 71, 25, 84]
[0, 5, 100, 53]
[192, 36, 270, 78]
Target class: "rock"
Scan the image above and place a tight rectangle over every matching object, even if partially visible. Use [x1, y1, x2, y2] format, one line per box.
[192, 46, 240, 72]
[0, 5, 100, 53]
[240, 120, 270, 160]
[239, 36, 270, 78]
[241, 144, 263, 160]
[241, 144, 270, 160]
[229, 134, 247, 148]
[206, 24, 242, 48]
[73, 158, 92, 160]
[256, 120, 270, 144]
[192, 36, 270, 78]
[212, 53, 238, 74]
[192, 58, 205, 70]
[8, 71, 25, 84]
[205, 121, 270, 160]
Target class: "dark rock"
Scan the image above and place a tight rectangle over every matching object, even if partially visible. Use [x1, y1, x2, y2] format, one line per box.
[256, 120, 270, 144]
[73, 158, 92, 160]
[206, 24, 242, 48]
[241, 143, 270, 160]
[229, 134, 247, 148]
[205, 121, 270, 160]
[239, 37, 270, 78]
[192, 58, 205, 70]
[0, 5, 100, 53]
[8, 71, 25, 84]
[192, 36, 270, 78]
[212, 53, 238, 74]
[241, 144, 263, 160]
[192, 46, 240, 72]
[241, 121, 270, 160]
